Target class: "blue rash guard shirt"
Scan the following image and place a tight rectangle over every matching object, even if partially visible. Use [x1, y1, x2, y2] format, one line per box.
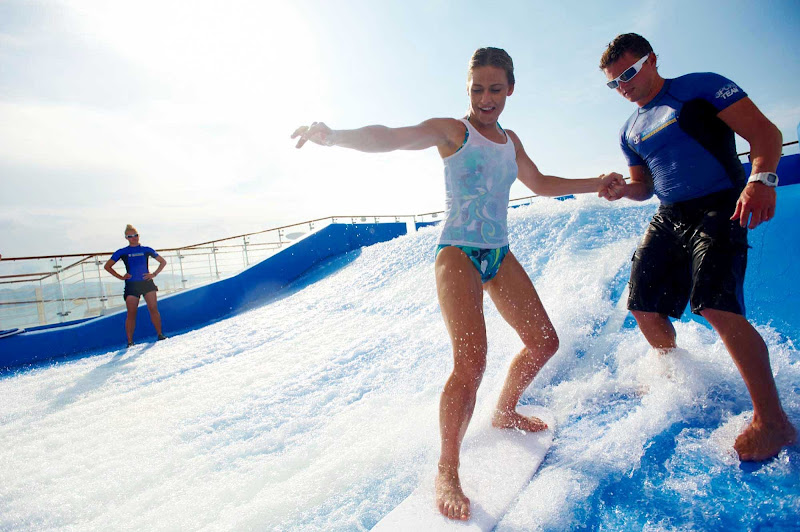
[619, 72, 748, 204]
[111, 245, 159, 282]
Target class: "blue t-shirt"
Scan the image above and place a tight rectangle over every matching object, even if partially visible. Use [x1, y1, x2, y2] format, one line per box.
[619, 72, 748, 203]
[110, 245, 159, 282]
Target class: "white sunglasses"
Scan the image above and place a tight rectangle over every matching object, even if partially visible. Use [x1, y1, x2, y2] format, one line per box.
[606, 53, 650, 89]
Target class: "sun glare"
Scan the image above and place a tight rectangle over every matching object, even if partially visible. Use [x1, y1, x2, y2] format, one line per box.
[41, 1, 331, 201]
[66, 1, 324, 124]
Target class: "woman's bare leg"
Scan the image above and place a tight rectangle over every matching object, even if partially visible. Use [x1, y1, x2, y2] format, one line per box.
[434, 246, 487, 521]
[142, 290, 163, 336]
[124, 296, 139, 344]
[485, 252, 559, 431]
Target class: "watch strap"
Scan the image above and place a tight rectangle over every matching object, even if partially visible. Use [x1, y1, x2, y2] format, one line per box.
[748, 172, 779, 187]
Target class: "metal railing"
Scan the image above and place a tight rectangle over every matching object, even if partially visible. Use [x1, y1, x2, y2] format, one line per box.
[2, 141, 796, 332]
[0, 217, 323, 331]
[0, 213, 432, 331]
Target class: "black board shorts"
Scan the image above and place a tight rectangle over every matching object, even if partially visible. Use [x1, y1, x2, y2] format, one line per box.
[627, 188, 748, 319]
[123, 280, 158, 301]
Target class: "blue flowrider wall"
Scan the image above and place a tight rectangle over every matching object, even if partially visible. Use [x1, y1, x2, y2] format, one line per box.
[744, 182, 800, 339]
[0, 223, 407, 369]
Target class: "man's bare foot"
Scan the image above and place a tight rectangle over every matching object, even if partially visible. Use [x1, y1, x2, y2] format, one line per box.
[435, 465, 470, 521]
[735, 416, 797, 461]
[492, 409, 548, 432]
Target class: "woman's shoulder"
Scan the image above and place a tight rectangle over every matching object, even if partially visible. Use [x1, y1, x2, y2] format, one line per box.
[111, 245, 131, 258]
[503, 128, 523, 151]
[424, 117, 464, 125]
[422, 117, 466, 134]
[421, 118, 468, 155]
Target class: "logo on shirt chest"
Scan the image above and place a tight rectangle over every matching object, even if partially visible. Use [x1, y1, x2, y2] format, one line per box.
[632, 109, 678, 145]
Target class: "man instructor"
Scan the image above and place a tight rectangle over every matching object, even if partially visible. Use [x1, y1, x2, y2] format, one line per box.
[599, 33, 795, 461]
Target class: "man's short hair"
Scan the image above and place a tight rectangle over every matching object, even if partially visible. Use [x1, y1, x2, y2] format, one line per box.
[600, 33, 654, 70]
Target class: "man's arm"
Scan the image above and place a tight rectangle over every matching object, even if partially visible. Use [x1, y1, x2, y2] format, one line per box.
[604, 165, 654, 202]
[718, 97, 782, 228]
[511, 131, 623, 196]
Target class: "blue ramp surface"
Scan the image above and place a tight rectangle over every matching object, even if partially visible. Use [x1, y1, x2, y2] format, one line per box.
[0, 222, 407, 369]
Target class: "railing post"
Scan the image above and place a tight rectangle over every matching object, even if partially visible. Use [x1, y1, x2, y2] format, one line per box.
[169, 253, 177, 287]
[80, 259, 89, 315]
[36, 284, 46, 325]
[211, 243, 220, 279]
[53, 258, 70, 322]
[96, 256, 108, 312]
[243, 236, 250, 267]
[178, 250, 187, 289]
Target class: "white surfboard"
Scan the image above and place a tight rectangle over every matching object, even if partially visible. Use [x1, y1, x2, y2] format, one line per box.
[372, 405, 554, 531]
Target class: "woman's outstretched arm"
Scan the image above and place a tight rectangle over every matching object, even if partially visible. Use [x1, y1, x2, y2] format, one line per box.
[292, 118, 462, 154]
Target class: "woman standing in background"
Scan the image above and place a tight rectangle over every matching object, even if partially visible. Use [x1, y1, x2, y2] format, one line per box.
[104, 224, 168, 347]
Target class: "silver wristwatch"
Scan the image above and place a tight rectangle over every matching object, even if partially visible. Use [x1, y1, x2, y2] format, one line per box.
[747, 172, 779, 187]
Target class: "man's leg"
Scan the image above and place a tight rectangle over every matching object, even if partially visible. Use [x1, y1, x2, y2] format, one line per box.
[701, 308, 796, 460]
[125, 296, 139, 344]
[630, 310, 677, 351]
[688, 198, 795, 459]
[628, 214, 688, 352]
[485, 252, 558, 431]
[142, 290, 163, 336]
[434, 246, 487, 521]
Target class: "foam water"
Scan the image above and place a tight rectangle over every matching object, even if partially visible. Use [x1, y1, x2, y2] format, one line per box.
[1, 195, 797, 531]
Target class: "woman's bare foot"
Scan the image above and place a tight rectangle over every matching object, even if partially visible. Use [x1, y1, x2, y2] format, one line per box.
[435, 465, 470, 521]
[492, 409, 548, 432]
[735, 416, 797, 461]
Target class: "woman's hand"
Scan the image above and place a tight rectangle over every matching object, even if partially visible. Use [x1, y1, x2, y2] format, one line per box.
[598, 173, 626, 201]
[292, 122, 335, 149]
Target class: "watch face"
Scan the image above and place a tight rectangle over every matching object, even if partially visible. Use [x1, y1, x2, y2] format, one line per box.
[751, 173, 779, 186]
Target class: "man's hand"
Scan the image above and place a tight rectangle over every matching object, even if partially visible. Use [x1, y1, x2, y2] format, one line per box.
[291, 122, 335, 149]
[123, 273, 132, 280]
[731, 182, 777, 229]
[143, 273, 156, 281]
[598, 172, 626, 201]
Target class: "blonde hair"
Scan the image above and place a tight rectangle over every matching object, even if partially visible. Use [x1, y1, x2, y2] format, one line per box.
[468, 47, 515, 86]
[125, 224, 138, 235]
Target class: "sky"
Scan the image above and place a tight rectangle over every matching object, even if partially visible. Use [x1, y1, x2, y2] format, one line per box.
[1, 0, 799, 257]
